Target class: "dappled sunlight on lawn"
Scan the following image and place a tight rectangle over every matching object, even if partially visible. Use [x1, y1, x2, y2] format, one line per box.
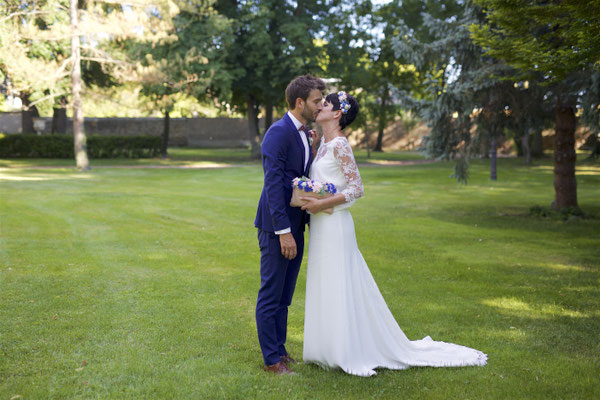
[136, 161, 236, 169]
[464, 186, 521, 194]
[90, 161, 238, 169]
[360, 159, 433, 166]
[145, 253, 168, 261]
[563, 285, 598, 293]
[0, 170, 95, 181]
[482, 297, 592, 319]
[483, 326, 529, 342]
[575, 165, 600, 176]
[542, 262, 592, 272]
[532, 164, 600, 176]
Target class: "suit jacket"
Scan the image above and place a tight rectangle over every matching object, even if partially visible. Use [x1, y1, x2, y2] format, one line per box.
[254, 113, 312, 233]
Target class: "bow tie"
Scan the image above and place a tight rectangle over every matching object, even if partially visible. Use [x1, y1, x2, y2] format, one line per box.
[298, 125, 308, 132]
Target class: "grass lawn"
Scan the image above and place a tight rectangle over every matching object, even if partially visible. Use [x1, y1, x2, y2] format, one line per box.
[0, 148, 257, 169]
[0, 147, 427, 169]
[0, 153, 598, 399]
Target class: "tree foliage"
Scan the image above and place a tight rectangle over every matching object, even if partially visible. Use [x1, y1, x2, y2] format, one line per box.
[470, 0, 600, 209]
[126, 1, 234, 157]
[214, 0, 331, 157]
[470, 0, 600, 82]
[1, 0, 176, 167]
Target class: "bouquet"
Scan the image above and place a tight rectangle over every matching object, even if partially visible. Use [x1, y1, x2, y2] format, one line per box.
[290, 176, 337, 214]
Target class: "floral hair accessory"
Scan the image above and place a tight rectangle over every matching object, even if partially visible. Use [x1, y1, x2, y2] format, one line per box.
[337, 91, 351, 114]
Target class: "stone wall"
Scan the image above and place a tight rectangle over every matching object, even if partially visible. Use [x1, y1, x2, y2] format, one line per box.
[0, 113, 260, 148]
[0, 112, 22, 135]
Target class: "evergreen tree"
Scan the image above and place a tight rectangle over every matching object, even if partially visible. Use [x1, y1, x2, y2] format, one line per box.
[470, 0, 600, 209]
[579, 71, 600, 160]
[393, 1, 516, 182]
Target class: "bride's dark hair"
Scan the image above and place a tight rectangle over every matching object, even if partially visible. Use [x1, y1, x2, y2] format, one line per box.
[325, 92, 359, 130]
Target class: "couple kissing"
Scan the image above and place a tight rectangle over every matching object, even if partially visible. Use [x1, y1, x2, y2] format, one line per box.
[254, 74, 487, 376]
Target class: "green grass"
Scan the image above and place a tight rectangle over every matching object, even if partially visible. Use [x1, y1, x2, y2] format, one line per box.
[0, 147, 428, 169]
[0, 154, 598, 399]
[0, 148, 257, 168]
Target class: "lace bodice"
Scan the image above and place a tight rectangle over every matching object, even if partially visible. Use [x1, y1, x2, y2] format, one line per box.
[312, 136, 364, 204]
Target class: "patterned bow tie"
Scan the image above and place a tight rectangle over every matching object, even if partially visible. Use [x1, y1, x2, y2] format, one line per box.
[298, 125, 308, 132]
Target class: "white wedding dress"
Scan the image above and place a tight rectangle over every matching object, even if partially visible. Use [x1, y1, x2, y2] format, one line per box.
[303, 136, 487, 377]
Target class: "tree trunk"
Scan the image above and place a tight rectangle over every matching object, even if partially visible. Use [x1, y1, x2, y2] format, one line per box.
[522, 129, 531, 165]
[531, 129, 543, 157]
[161, 109, 170, 158]
[373, 90, 388, 152]
[21, 93, 39, 134]
[364, 118, 371, 159]
[481, 134, 490, 159]
[70, 0, 89, 170]
[587, 133, 600, 160]
[247, 95, 261, 159]
[514, 136, 523, 156]
[265, 102, 273, 134]
[52, 105, 67, 134]
[552, 102, 577, 210]
[490, 135, 497, 181]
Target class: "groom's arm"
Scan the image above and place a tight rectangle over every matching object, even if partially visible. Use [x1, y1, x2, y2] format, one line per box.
[262, 127, 291, 233]
[262, 128, 298, 260]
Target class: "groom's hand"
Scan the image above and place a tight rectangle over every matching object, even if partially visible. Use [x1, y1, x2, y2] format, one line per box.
[279, 233, 297, 260]
[309, 130, 319, 155]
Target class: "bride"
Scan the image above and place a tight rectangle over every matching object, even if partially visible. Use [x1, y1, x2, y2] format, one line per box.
[299, 91, 487, 377]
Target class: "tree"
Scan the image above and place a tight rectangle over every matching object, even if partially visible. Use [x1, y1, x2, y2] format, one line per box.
[1, 0, 173, 169]
[1, 1, 69, 134]
[317, 1, 374, 152]
[505, 79, 552, 164]
[376, 0, 466, 152]
[579, 71, 600, 160]
[130, 1, 233, 158]
[392, 1, 517, 182]
[215, 0, 329, 158]
[470, 0, 600, 209]
[69, 0, 89, 168]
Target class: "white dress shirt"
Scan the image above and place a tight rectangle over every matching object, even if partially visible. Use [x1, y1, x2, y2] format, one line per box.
[287, 111, 310, 171]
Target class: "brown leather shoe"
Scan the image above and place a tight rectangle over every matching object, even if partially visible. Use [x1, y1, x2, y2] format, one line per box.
[280, 354, 298, 365]
[263, 361, 295, 375]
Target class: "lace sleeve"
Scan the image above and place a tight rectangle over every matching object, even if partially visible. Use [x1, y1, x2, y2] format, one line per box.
[332, 138, 364, 202]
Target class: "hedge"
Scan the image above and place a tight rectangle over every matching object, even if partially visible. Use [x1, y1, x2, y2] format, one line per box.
[0, 134, 162, 158]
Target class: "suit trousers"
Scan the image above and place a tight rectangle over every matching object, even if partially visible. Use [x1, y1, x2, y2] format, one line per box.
[255, 228, 304, 366]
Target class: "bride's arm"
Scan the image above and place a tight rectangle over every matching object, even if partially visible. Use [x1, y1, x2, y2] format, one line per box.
[300, 138, 364, 214]
[333, 138, 364, 201]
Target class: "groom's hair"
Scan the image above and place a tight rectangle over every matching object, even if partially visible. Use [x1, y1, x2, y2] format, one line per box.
[286, 74, 326, 109]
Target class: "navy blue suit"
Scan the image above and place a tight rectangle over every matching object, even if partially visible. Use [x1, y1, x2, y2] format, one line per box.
[254, 113, 312, 366]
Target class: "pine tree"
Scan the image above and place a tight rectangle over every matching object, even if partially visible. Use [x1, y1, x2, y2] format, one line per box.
[392, 1, 516, 182]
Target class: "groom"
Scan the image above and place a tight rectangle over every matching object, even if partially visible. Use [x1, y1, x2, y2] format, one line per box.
[254, 74, 325, 375]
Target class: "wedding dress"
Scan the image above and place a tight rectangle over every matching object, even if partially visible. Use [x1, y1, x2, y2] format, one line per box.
[303, 136, 487, 377]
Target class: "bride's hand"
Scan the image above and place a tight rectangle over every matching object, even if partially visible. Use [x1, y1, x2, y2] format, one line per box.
[300, 197, 322, 214]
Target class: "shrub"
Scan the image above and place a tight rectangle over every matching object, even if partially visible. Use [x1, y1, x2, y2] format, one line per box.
[529, 205, 590, 220]
[0, 134, 161, 158]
